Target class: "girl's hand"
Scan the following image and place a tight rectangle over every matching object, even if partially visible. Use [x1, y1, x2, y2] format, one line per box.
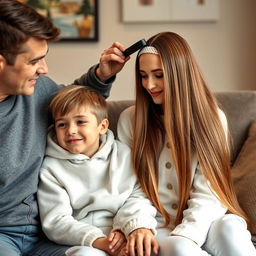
[127, 228, 159, 256]
[108, 230, 127, 254]
[96, 42, 130, 82]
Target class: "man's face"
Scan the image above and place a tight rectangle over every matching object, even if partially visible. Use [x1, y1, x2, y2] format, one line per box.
[0, 37, 48, 101]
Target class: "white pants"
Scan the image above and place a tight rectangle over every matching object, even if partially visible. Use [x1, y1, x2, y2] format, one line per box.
[65, 246, 108, 256]
[65, 214, 256, 256]
[157, 214, 256, 256]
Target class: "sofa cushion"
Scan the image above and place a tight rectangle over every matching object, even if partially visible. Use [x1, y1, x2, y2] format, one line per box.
[232, 121, 256, 242]
[215, 91, 256, 164]
[107, 100, 134, 137]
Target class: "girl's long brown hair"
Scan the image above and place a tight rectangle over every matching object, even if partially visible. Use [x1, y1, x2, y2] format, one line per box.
[133, 32, 249, 228]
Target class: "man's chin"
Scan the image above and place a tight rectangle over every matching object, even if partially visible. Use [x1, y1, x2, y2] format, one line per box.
[22, 87, 35, 96]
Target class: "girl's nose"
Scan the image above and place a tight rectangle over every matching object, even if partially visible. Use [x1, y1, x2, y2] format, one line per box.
[146, 77, 156, 90]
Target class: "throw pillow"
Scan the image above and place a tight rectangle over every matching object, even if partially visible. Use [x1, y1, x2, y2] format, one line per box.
[232, 121, 256, 242]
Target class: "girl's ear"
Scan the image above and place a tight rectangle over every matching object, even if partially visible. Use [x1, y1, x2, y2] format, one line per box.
[99, 118, 109, 135]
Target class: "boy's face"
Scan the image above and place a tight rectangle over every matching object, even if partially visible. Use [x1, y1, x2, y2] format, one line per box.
[54, 106, 108, 157]
[0, 37, 48, 101]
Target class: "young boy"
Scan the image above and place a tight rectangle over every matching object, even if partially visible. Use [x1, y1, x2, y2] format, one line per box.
[37, 85, 158, 256]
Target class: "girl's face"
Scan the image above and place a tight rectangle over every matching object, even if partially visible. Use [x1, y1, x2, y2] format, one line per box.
[139, 53, 165, 105]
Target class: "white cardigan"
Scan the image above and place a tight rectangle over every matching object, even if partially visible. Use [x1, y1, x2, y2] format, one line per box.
[117, 106, 227, 246]
[38, 129, 157, 247]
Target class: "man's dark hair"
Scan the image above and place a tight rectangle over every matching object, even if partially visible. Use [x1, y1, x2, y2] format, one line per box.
[0, 0, 60, 64]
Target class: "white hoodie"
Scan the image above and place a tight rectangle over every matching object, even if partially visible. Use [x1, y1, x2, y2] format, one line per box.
[38, 129, 157, 247]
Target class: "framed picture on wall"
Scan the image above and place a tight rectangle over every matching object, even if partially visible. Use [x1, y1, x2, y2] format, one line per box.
[23, 0, 99, 41]
[122, 0, 219, 23]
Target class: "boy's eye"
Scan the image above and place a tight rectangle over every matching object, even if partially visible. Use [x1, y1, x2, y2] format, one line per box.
[56, 123, 65, 128]
[77, 120, 87, 125]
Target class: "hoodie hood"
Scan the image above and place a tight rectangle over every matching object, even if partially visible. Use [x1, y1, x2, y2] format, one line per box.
[46, 128, 115, 163]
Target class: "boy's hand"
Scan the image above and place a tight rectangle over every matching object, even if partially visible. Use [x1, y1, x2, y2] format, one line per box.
[127, 228, 159, 256]
[92, 232, 127, 256]
[96, 42, 130, 82]
[92, 237, 111, 253]
[108, 230, 127, 253]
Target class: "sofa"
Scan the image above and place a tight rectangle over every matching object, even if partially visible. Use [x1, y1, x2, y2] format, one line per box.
[106, 90, 256, 244]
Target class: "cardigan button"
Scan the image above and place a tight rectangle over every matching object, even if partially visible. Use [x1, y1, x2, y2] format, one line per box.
[165, 162, 172, 169]
[166, 142, 171, 148]
[172, 203, 178, 210]
[167, 183, 173, 190]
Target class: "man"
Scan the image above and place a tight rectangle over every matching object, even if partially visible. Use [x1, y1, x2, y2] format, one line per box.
[0, 0, 126, 255]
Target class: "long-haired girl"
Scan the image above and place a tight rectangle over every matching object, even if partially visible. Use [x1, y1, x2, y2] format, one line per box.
[118, 32, 256, 256]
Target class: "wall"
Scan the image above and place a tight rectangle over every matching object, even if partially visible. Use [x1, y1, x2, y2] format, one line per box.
[46, 0, 256, 100]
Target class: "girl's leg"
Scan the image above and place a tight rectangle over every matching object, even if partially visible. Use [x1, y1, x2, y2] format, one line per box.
[156, 228, 210, 256]
[203, 214, 256, 256]
[65, 246, 108, 256]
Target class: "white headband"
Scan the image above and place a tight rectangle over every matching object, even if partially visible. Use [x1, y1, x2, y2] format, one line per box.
[138, 46, 159, 57]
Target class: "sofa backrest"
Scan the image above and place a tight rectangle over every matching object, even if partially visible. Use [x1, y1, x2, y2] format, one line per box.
[107, 90, 256, 163]
[215, 91, 256, 163]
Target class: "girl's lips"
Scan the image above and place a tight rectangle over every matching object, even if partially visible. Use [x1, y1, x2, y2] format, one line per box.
[150, 91, 162, 97]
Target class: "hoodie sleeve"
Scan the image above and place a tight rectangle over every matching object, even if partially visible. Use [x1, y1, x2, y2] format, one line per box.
[109, 139, 157, 237]
[38, 166, 106, 247]
[112, 182, 157, 237]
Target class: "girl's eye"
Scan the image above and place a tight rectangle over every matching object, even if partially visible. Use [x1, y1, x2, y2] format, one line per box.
[155, 73, 163, 78]
[140, 74, 147, 79]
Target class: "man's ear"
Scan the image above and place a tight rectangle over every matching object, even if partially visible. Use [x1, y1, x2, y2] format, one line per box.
[99, 118, 109, 135]
[0, 54, 7, 72]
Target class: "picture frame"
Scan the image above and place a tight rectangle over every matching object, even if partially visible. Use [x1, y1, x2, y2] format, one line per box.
[24, 0, 99, 42]
[122, 0, 219, 23]
[122, 0, 172, 23]
[169, 0, 219, 22]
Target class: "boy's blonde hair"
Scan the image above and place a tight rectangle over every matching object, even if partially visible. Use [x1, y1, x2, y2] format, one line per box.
[50, 85, 108, 124]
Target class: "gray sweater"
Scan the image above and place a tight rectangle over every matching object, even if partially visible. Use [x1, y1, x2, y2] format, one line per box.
[0, 65, 112, 227]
